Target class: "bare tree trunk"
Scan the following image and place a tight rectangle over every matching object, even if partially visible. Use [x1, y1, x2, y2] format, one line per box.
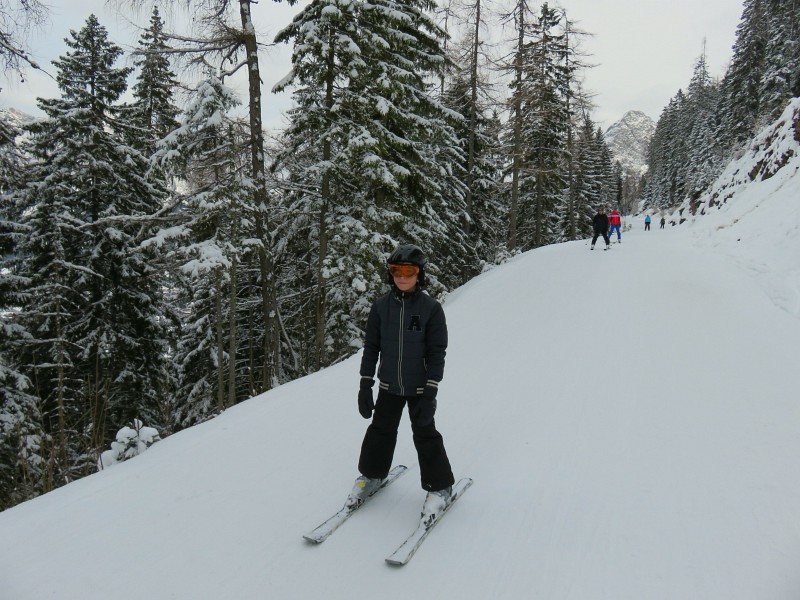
[534, 172, 544, 246]
[227, 254, 237, 406]
[247, 305, 256, 395]
[507, 8, 525, 250]
[239, 0, 279, 390]
[215, 268, 226, 411]
[55, 317, 70, 484]
[564, 23, 575, 240]
[314, 39, 335, 371]
[464, 0, 482, 234]
[88, 337, 109, 472]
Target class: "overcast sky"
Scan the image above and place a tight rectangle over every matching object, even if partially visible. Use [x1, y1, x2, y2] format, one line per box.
[1, 0, 744, 131]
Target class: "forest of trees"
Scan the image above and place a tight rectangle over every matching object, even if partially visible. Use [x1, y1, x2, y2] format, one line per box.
[1, 0, 797, 510]
[642, 0, 800, 212]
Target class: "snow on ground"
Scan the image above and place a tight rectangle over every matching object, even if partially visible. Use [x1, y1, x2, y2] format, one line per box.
[2, 115, 800, 599]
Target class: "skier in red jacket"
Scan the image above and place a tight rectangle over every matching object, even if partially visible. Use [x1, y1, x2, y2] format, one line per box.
[608, 208, 622, 242]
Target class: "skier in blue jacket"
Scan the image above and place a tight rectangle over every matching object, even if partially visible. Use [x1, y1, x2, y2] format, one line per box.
[351, 244, 455, 522]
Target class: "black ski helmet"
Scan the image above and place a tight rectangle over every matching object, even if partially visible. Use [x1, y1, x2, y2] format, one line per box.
[387, 244, 428, 287]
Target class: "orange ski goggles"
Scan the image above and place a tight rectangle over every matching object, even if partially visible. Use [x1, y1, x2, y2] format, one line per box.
[388, 264, 420, 278]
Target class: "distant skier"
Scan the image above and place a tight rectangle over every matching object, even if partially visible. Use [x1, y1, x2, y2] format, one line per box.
[608, 208, 622, 242]
[660, 216, 666, 229]
[353, 243, 455, 523]
[591, 208, 610, 250]
[645, 215, 651, 230]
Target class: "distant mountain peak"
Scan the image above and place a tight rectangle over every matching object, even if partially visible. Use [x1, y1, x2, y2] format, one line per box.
[0, 107, 37, 128]
[605, 111, 656, 176]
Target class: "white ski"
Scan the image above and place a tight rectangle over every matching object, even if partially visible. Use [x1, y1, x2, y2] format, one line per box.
[303, 465, 408, 544]
[385, 477, 473, 566]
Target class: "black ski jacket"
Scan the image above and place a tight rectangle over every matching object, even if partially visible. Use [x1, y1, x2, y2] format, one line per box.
[593, 213, 609, 233]
[360, 288, 447, 397]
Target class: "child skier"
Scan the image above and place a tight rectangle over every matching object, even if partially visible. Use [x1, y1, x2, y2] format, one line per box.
[352, 243, 455, 524]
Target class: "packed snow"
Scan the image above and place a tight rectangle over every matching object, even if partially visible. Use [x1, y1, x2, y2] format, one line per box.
[2, 115, 800, 599]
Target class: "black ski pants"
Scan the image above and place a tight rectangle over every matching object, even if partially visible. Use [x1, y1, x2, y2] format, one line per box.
[358, 389, 455, 492]
[591, 229, 610, 246]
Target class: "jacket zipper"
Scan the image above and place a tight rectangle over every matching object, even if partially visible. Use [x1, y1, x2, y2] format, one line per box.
[397, 296, 405, 395]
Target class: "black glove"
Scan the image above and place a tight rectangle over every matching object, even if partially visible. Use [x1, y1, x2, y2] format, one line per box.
[422, 383, 438, 400]
[358, 378, 375, 419]
[412, 384, 438, 426]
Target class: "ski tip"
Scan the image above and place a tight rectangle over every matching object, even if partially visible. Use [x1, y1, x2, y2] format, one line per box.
[455, 477, 474, 489]
[303, 534, 324, 544]
[385, 557, 407, 567]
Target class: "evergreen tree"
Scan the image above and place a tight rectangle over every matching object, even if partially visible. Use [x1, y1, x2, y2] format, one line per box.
[516, 3, 573, 249]
[0, 115, 47, 509]
[643, 91, 689, 210]
[501, 0, 534, 251]
[122, 6, 180, 156]
[441, 31, 506, 266]
[594, 126, 616, 209]
[0, 116, 22, 193]
[717, 0, 768, 152]
[685, 49, 722, 203]
[16, 15, 172, 477]
[274, 0, 469, 369]
[151, 75, 253, 427]
[759, 0, 800, 120]
[127, 0, 281, 390]
[571, 114, 612, 236]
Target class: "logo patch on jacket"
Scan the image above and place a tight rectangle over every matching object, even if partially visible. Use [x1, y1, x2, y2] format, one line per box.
[408, 315, 422, 331]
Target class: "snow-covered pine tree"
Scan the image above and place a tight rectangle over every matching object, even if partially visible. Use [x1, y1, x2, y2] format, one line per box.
[97, 419, 161, 469]
[643, 46, 726, 214]
[559, 13, 593, 242]
[571, 114, 609, 236]
[122, 6, 180, 157]
[716, 0, 768, 154]
[643, 91, 690, 210]
[273, 0, 382, 370]
[13, 131, 89, 482]
[348, 0, 466, 222]
[115, 5, 184, 427]
[500, 0, 533, 252]
[16, 14, 172, 473]
[0, 116, 48, 509]
[684, 49, 723, 206]
[594, 126, 616, 210]
[441, 65, 505, 268]
[439, 1, 507, 268]
[0, 115, 22, 192]
[274, 0, 468, 368]
[516, 3, 573, 249]
[151, 75, 254, 427]
[114, 0, 283, 389]
[759, 0, 800, 121]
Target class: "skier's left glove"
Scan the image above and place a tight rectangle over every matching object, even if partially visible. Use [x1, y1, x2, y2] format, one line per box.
[412, 383, 438, 426]
[421, 382, 438, 401]
[358, 378, 375, 419]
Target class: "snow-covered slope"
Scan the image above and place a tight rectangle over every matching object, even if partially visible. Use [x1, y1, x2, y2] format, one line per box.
[2, 109, 800, 600]
[605, 109, 656, 175]
[673, 97, 800, 319]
